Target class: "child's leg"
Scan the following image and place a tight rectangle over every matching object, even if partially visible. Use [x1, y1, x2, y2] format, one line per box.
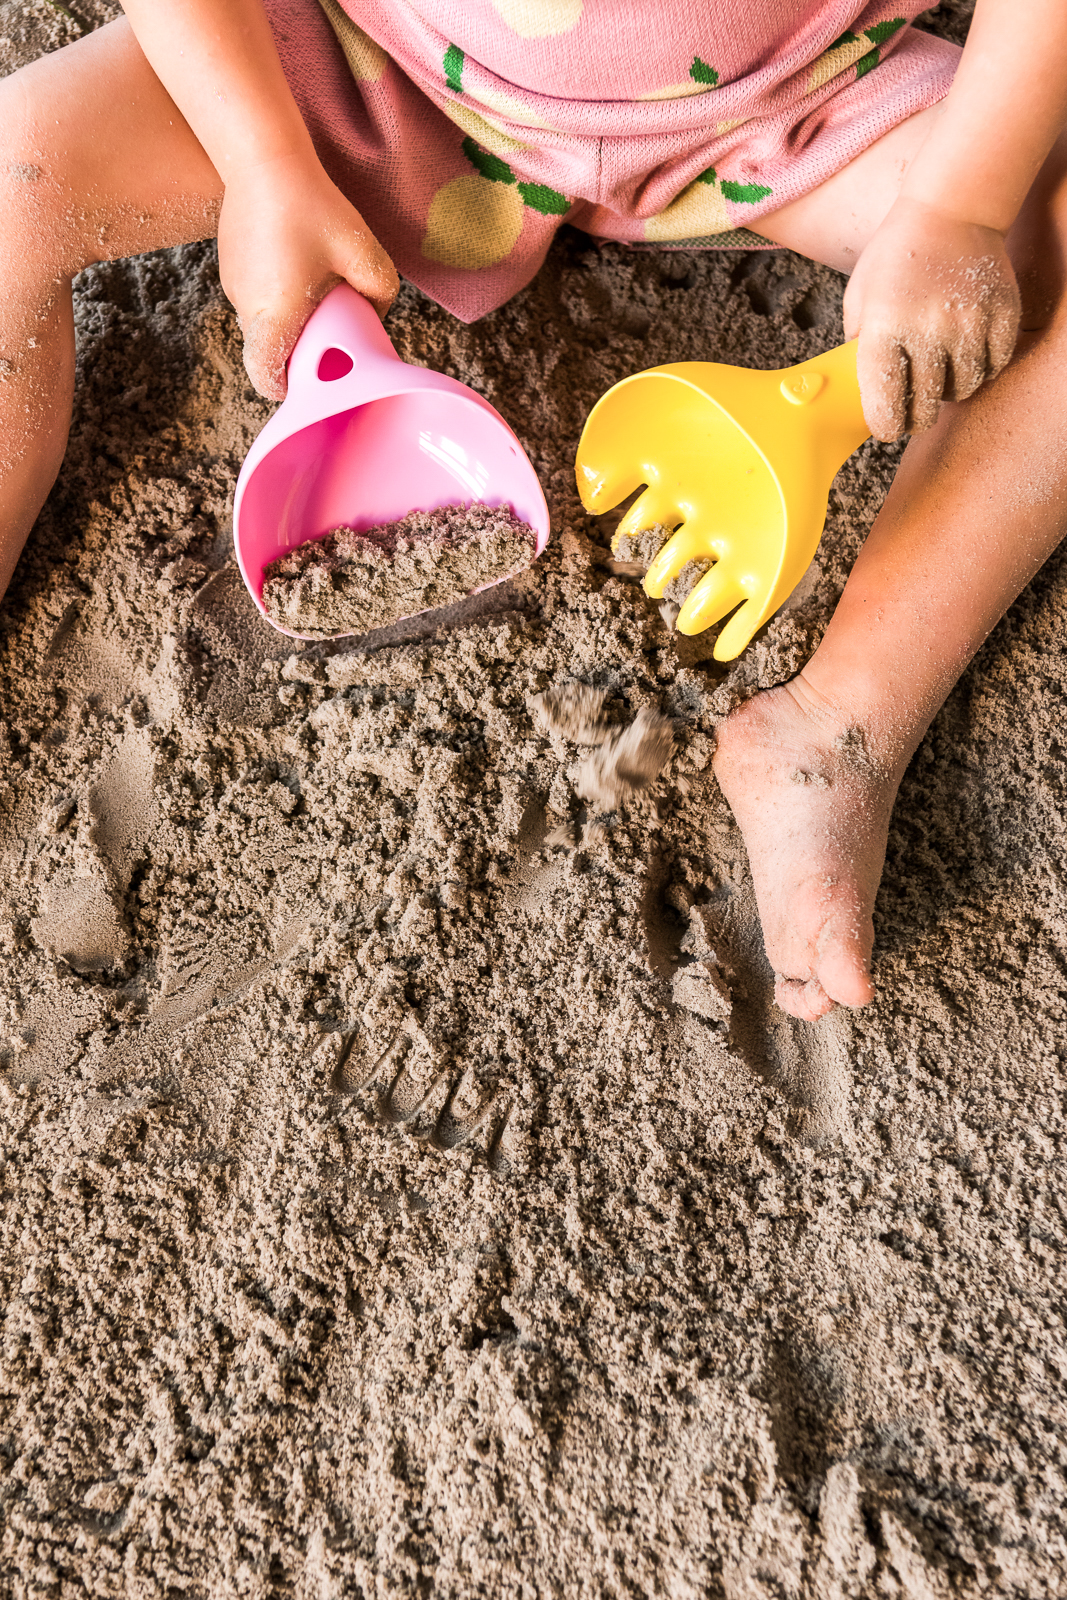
[0, 20, 223, 598]
[713, 112, 1067, 1021]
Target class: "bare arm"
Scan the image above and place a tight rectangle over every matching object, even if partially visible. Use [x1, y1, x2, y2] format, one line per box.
[120, 0, 397, 397]
[843, 0, 1067, 439]
[901, 0, 1067, 228]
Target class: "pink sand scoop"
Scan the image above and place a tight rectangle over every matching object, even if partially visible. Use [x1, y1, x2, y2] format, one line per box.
[234, 283, 550, 637]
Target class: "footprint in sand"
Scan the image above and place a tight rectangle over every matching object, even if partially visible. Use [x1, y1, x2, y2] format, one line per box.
[31, 876, 130, 974]
[92, 911, 313, 1089]
[325, 1014, 510, 1163]
[88, 729, 157, 891]
[712, 876, 855, 1143]
[28, 730, 157, 976]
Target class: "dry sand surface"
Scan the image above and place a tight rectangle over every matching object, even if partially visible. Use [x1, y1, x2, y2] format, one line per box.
[5, 4, 1067, 1597]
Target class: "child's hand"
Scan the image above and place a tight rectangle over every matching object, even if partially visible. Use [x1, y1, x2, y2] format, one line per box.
[842, 196, 1020, 442]
[217, 152, 399, 400]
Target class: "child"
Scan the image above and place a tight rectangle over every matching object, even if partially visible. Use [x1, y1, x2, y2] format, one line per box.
[2, 1, 1065, 1022]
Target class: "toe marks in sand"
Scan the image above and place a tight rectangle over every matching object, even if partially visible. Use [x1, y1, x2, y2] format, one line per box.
[324, 1013, 510, 1167]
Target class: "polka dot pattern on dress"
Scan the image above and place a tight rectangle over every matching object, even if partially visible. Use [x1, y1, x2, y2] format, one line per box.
[486, 0, 584, 40]
[292, 0, 959, 319]
[318, 0, 387, 81]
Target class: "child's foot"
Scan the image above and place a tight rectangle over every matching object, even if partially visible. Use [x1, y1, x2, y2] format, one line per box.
[713, 677, 906, 1021]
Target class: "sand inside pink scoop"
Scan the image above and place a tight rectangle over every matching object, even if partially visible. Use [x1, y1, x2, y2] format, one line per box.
[261, 502, 537, 638]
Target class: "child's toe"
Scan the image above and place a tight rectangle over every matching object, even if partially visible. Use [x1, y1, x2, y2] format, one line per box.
[774, 974, 836, 1021]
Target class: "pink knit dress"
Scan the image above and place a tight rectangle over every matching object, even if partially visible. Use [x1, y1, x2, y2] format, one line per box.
[263, 0, 960, 320]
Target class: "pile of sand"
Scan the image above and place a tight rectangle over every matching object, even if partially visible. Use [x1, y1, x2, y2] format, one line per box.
[3, 5, 1066, 1596]
[261, 505, 538, 639]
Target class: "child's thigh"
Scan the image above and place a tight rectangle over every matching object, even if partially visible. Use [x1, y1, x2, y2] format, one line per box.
[1, 18, 222, 276]
[1008, 127, 1067, 330]
[746, 105, 943, 275]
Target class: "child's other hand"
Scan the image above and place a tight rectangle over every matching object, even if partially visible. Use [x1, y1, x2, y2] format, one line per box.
[842, 196, 1020, 442]
[217, 152, 399, 400]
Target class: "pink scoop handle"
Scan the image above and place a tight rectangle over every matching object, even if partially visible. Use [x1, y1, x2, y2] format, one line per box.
[233, 283, 550, 638]
[285, 281, 402, 392]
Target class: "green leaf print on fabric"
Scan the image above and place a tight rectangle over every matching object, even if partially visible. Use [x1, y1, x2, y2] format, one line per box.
[461, 136, 515, 185]
[806, 17, 906, 93]
[516, 181, 569, 215]
[720, 179, 772, 204]
[854, 20, 904, 79]
[864, 17, 905, 46]
[690, 56, 720, 88]
[646, 164, 769, 244]
[459, 138, 570, 217]
[443, 42, 464, 93]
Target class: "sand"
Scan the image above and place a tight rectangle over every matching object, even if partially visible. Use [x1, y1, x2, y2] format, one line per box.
[261, 505, 537, 639]
[4, 4, 1067, 1596]
[530, 684, 675, 811]
[614, 525, 714, 610]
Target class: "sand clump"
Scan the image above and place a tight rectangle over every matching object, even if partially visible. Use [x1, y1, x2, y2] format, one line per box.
[261, 502, 537, 638]
[4, 7, 1067, 1595]
[612, 525, 671, 573]
[575, 705, 676, 810]
[531, 680, 675, 812]
[613, 524, 712, 605]
[672, 899, 734, 1021]
[529, 679, 612, 744]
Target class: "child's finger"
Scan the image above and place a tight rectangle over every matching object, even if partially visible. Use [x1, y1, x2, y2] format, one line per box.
[239, 302, 310, 401]
[339, 243, 399, 320]
[857, 328, 908, 442]
[333, 218, 399, 319]
[942, 332, 987, 406]
[239, 242, 398, 400]
[840, 276, 861, 344]
[987, 288, 1021, 381]
[904, 344, 946, 434]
